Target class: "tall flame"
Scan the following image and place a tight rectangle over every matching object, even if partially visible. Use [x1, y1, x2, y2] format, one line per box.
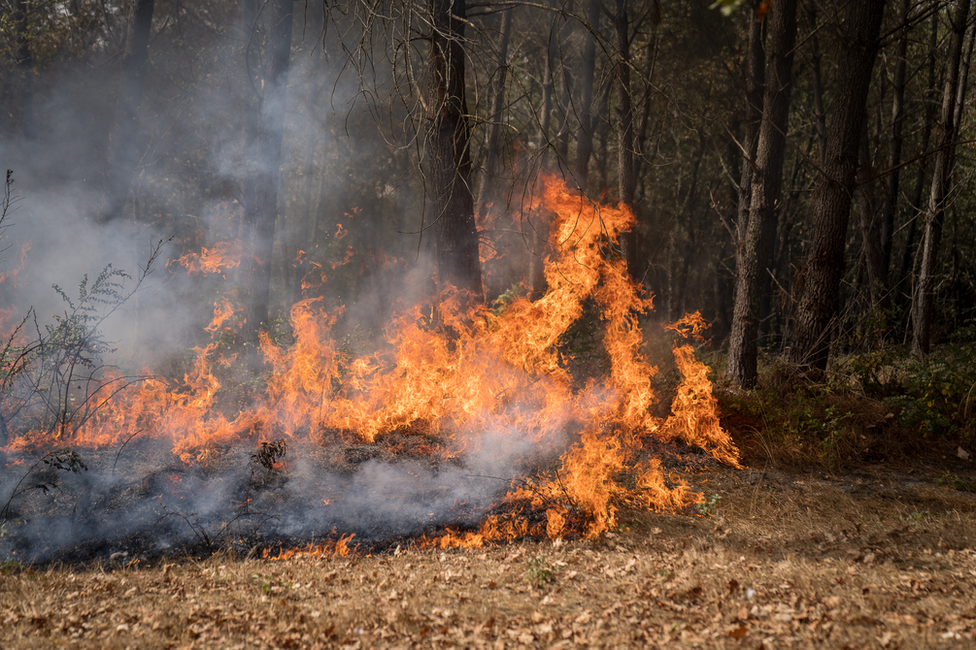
[2, 176, 738, 541]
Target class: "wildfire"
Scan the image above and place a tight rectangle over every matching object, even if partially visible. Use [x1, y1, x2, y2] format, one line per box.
[2, 175, 739, 546]
[172, 239, 254, 275]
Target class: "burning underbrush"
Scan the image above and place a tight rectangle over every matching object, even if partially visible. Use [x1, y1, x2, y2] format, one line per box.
[0, 177, 739, 565]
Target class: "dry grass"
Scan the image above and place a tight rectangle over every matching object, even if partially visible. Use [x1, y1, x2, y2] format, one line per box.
[2, 461, 975, 649]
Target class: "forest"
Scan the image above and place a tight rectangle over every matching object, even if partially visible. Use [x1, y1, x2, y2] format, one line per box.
[2, 0, 975, 376]
[1, 1, 976, 647]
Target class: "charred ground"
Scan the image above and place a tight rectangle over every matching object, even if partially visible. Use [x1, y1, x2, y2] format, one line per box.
[1, 438, 975, 649]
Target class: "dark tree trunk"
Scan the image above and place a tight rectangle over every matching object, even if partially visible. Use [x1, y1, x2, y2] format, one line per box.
[240, 0, 294, 342]
[612, 0, 640, 278]
[425, 0, 484, 299]
[857, 130, 887, 309]
[881, 0, 911, 279]
[574, 0, 602, 192]
[632, 0, 661, 187]
[97, 0, 155, 223]
[788, 0, 886, 370]
[912, 0, 972, 355]
[727, 0, 797, 388]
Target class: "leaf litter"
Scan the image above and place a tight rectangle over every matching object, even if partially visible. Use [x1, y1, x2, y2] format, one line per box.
[2, 460, 976, 649]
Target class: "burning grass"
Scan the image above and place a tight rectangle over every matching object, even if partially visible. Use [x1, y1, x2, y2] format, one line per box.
[1, 176, 741, 564]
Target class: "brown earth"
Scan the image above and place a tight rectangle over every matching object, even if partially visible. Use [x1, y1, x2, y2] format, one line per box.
[2, 454, 975, 649]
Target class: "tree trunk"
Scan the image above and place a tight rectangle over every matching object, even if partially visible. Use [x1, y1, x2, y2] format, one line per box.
[788, 0, 886, 370]
[857, 130, 886, 309]
[912, 0, 972, 355]
[612, 0, 640, 277]
[727, 0, 797, 388]
[425, 0, 484, 299]
[97, 0, 155, 223]
[574, 0, 601, 192]
[736, 3, 766, 243]
[881, 0, 911, 279]
[240, 0, 294, 342]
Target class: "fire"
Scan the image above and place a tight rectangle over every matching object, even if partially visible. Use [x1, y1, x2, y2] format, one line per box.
[172, 239, 254, 275]
[2, 175, 739, 543]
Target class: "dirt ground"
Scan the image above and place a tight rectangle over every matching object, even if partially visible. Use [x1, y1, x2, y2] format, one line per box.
[2, 456, 975, 649]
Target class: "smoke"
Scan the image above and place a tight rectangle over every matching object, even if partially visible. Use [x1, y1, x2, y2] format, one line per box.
[0, 414, 565, 564]
[0, 4, 616, 566]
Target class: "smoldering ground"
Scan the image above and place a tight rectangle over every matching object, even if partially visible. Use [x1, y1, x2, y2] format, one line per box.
[0, 418, 566, 565]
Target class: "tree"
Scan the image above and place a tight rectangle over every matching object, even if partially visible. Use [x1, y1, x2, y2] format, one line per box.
[424, 0, 483, 300]
[727, 0, 797, 388]
[240, 0, 295, 343]
[98, 0, 155, 224]
[912, 0, 973, 355]
[788, 0, 886, 371]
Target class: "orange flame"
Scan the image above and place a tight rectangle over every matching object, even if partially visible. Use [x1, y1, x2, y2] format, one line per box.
[172, 239, 255, 275]
[3, 175, 739, 541]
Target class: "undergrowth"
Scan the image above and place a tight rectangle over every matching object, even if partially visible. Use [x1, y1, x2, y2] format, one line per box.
[715, 327, 976, 469]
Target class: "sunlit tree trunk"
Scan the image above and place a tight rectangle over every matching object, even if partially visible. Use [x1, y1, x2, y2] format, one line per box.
[788, 0, 886, 370]
[727, 0, 797, 388]
[240, 0, 294, 342]
[425, 0, 483, 299]
[912, 0, 973, 355]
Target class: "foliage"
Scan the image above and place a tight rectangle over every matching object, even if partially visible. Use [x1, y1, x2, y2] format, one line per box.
[695, 494, 722, 517]
[1, 263, 151, 442]
[850, 324, 976, 438]
[524, 556, 557, 588]
[717, 361, 882, 468]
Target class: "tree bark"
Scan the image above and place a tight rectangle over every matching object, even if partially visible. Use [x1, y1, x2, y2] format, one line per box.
[788, 0, 886, 370]
[425, 0, 484, 299]
[857, 129, 887, 309]
[727, 0, 797, 388]
[912, 0, 972, 355]
[240, 0, 294, 342]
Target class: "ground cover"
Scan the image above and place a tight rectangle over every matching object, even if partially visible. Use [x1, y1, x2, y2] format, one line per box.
[2, 452, 974, 649]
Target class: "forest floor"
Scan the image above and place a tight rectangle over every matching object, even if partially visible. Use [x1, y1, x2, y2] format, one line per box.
[2, 445, 976, 649]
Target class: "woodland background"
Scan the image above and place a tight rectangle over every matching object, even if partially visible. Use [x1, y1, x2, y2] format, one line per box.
[1, 0, 975, 429]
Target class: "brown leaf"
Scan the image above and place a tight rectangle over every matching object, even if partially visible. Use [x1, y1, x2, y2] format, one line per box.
[728, 624, 748, 639]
